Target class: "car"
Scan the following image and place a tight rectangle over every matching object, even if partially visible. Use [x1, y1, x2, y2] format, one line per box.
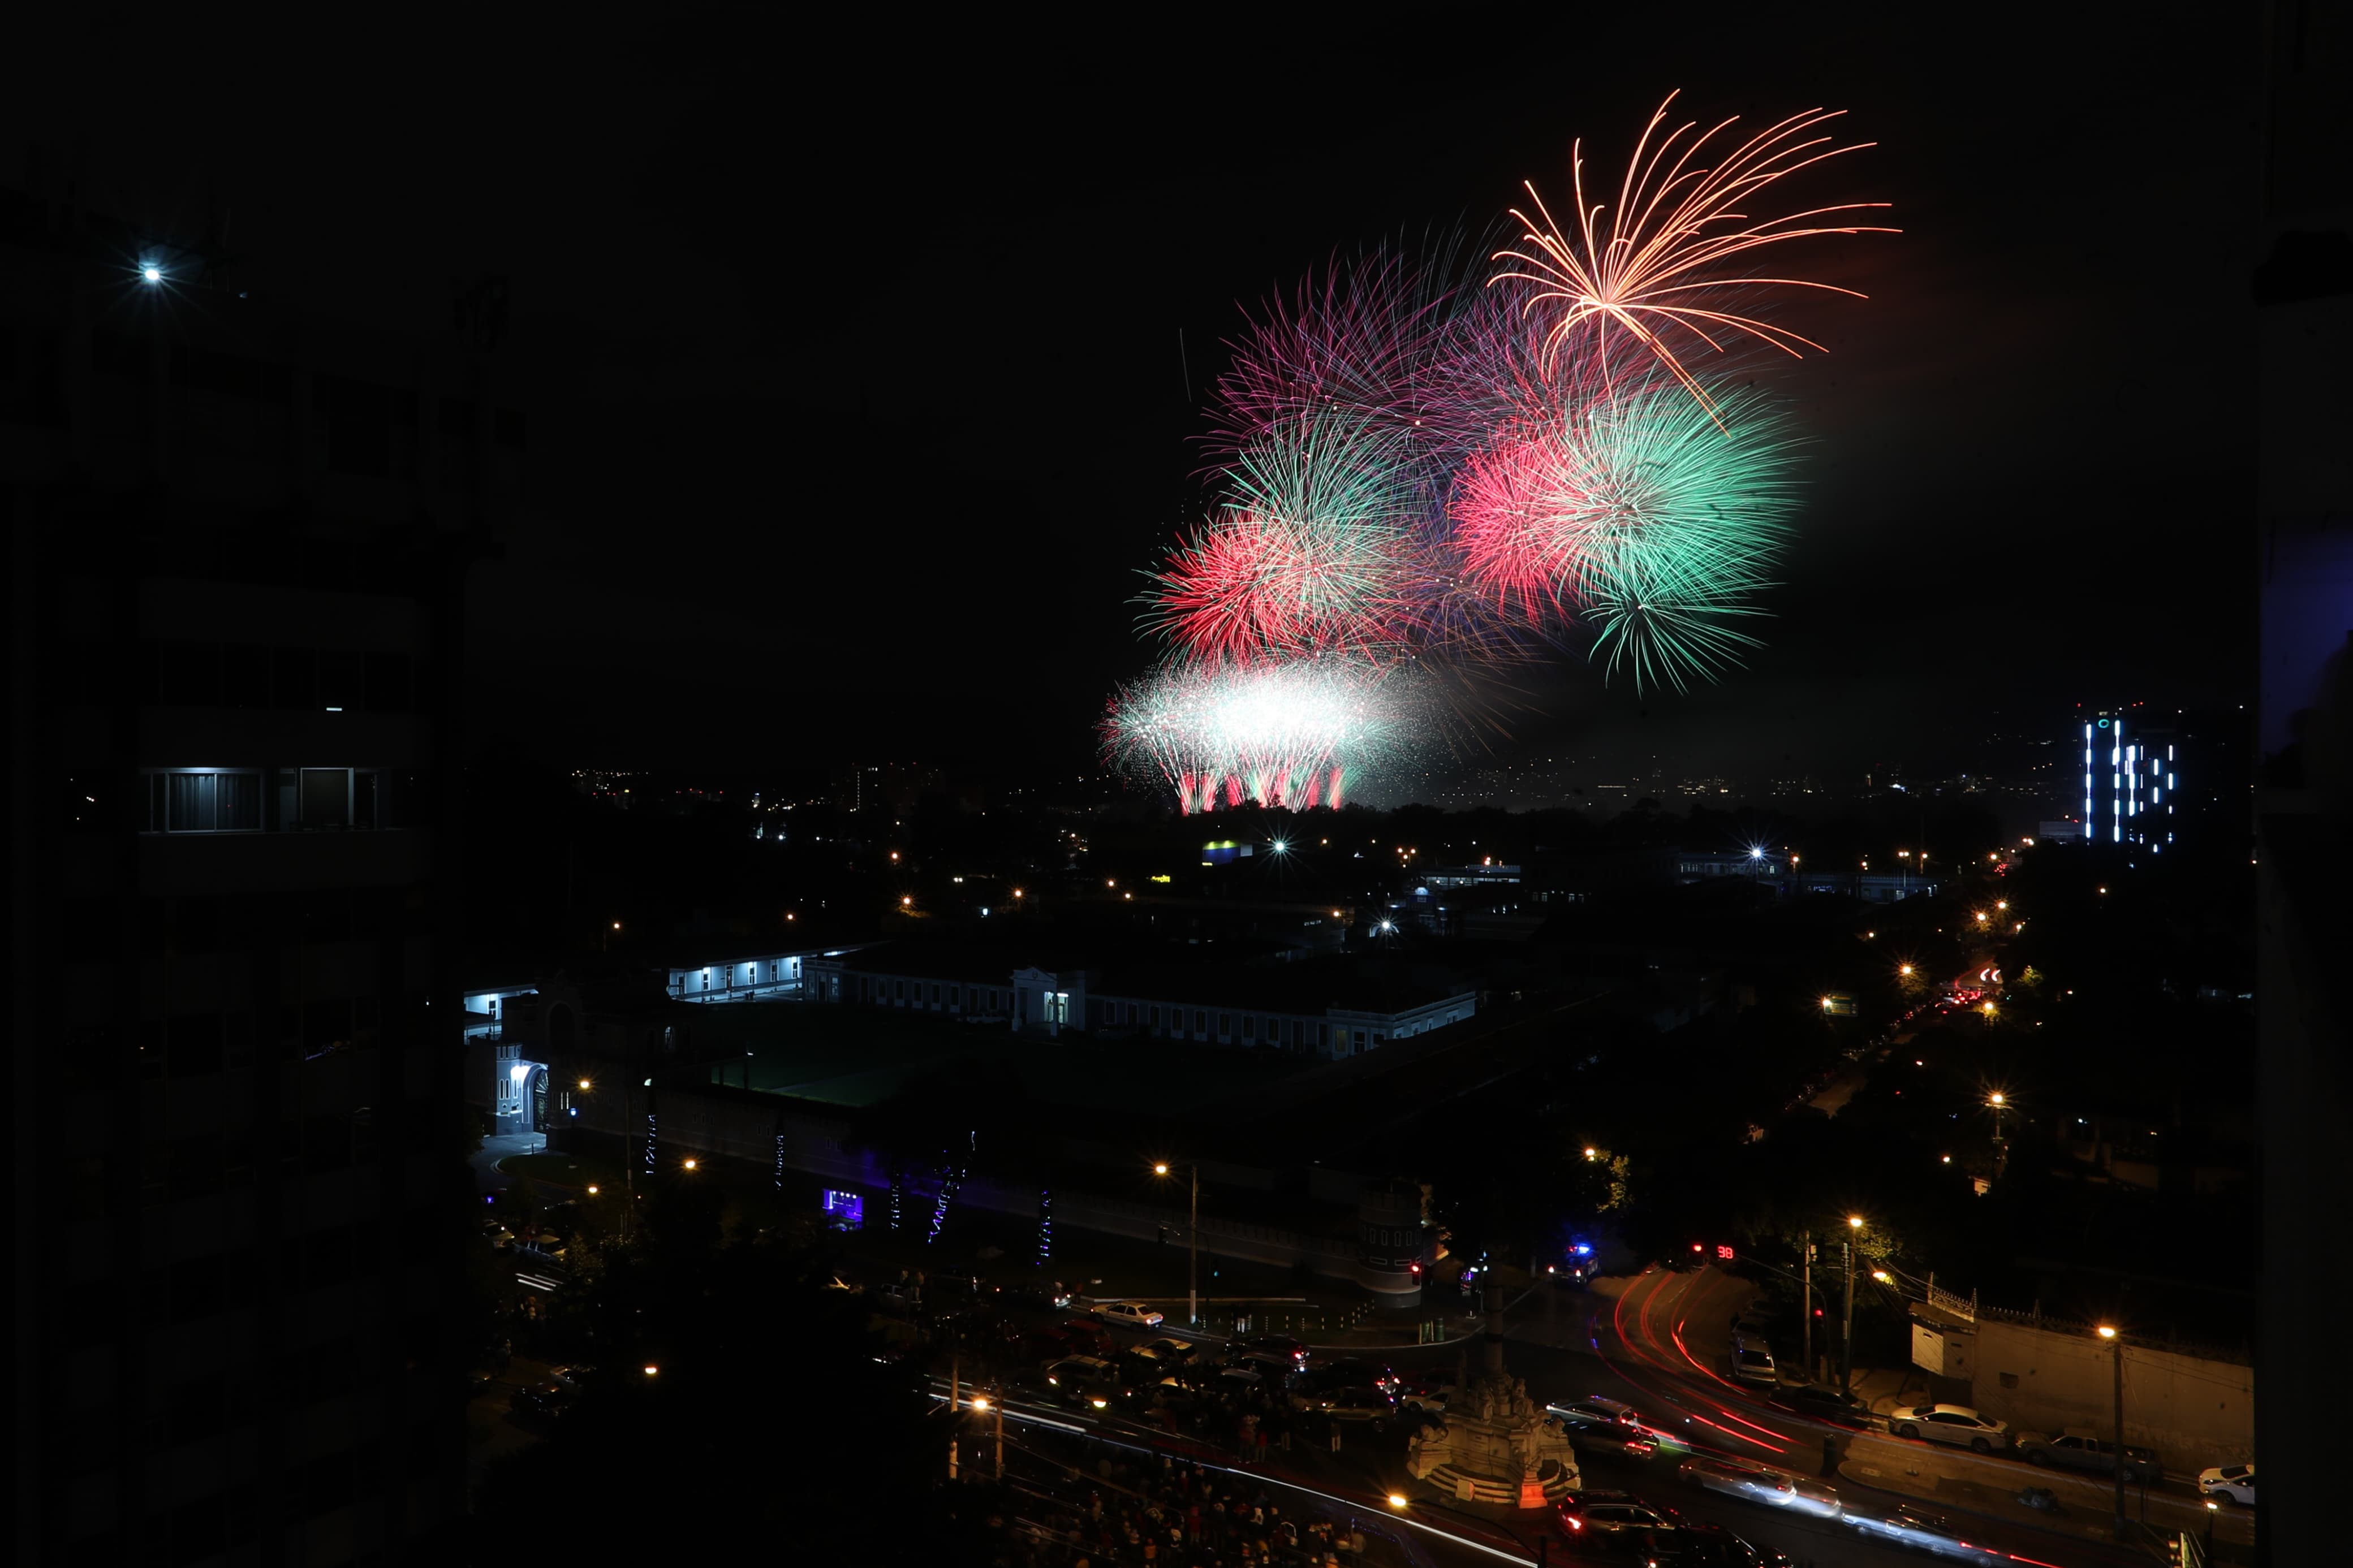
[1299, 1358, 1400, 1396]
[1016, 1279, 1077, 1311]
[1292, 1385, 1397, 1427]
[1059, 1318, 1117, 1356]
[1043, 1355, 1123, 1409]
[1227, 1350, 1301, 1383]
[1093, 1301, 1166, 1329]
[1730, 1339, 1777, 1388]
[1676, 1457, 1841, 1519]
[1764, 1384, 1871, 1428]
[1843, 1506, 2004, 1560]
[1627, 1524, 1795, 1566]
[508, 1382, 574, 1420]
[1140, 1337, 1200, 1365]
[1548, 1395, 1646, 1435]
[2020, 1429, 2162, 1484]
[1556, 1489, 1683, 1537]
[1888, 1402, 2014, 1453]
[2198, 1463, 2256, 1505]
[1400, 1383, 1449, 1414]
[1230, 1334, 1309, 1365]
[546, 1364, 598, 1392]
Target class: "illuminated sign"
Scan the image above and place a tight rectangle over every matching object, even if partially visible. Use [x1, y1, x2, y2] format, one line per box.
[822, 1189, 864, 1230]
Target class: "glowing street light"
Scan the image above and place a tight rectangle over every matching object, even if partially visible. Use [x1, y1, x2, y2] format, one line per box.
[1872, 1270, 1892, 1283]
[586, 1185, 600, 1195]
[643, 1364, 660, 1377]
[682, 1159, 698, 1170]
[1386, 1493, 1410, 1510]
[141, 264, 163, 284]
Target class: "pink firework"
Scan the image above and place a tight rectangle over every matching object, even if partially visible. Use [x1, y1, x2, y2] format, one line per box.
[1493, 92, 1895, 418]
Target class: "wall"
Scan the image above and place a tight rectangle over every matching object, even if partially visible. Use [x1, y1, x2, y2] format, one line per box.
[1966, 1316, 2254, 1468]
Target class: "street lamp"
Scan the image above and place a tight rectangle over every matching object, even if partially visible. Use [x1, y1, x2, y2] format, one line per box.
[1152, 1160, 1200, 1328]
[2098, 1325, 2127, 1540]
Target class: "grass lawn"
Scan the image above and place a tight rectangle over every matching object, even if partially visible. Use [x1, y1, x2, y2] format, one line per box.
[684, 996, 1308, 1112]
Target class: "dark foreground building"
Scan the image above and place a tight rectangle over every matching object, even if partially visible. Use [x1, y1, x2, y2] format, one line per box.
[7, 189, 516, 1563]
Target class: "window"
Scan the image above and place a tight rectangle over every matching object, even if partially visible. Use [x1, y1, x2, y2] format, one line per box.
[1149, 1006, 1160, 1029]
[144, 770, 264, 832]
[1193, 1010, 1206, 1035]
[1243, 1016, 1257, 1039]
[300, 768, 349, 827]
[1126, 1002, 1137, 1024]
[1219, 1013, 1232, 1036]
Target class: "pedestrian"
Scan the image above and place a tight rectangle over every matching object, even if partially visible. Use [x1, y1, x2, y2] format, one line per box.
[1821, 1434, 1839, 1477]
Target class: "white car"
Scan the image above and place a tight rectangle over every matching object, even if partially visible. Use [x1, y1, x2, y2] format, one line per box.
[1140, 1336, 1199, 1364]
[1678, 1456, 1841, 1519]
[2198, 1463, 2256, 1505]
[1092, 1301, 1166, 1329]
[1888, 1402, 2014, 1453]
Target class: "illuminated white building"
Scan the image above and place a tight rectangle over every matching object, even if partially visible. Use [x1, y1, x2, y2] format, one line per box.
[2082, 708, 2178, 850]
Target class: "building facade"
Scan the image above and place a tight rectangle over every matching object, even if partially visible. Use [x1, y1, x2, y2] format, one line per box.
[2080, 707, 2179, 850]
[10, 194, 513, 1563]
[806, 945, 1477, 1060]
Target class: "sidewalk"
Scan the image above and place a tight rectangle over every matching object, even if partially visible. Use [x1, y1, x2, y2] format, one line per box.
[1837, 1433, 2253, 1555]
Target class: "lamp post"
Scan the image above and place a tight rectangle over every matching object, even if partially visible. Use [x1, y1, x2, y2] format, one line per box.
[1988, 1091, 2009, 1181]
[2098, 1325, 2127, 1540]
[1842, 1216, 1863, 1395]
[1154, 1161, 1200, 1329]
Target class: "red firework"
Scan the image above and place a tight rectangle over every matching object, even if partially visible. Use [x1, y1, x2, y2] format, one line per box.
[1449, 429, 1592, 623]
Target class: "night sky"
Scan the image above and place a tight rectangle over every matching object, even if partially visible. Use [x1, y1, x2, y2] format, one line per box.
[10, 8, 2262, 782]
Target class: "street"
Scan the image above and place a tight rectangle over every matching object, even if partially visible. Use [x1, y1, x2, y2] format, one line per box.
[903, 1256, 2247, 1568]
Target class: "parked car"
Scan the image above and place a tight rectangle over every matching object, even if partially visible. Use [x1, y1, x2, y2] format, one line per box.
[546, 1364, 597, 1393]
[1140, 1337, 1200, 1366]
[1764, 1384, 1872, 1428]
[2020, 1429, 2162, 1483]
[1677, 1457, 1841, 1519]
[1557, 1489, 1683, 1537]
[1548, 1395, 1646, 1436]
[1229, 1350, 1302, 1383]
[1400, 1383, 1450, 1414]
[1092, 1300, 1166, 1329]
[1887, 1403, 2014, 1453]
[2198, 1463, 2256, 1506]
[1229, 1334, 1308, 1366]
[508, 1382, 574, 1420]
[1843, 1506, 2005, 1560]
[1730, 1338, 1778, 1388]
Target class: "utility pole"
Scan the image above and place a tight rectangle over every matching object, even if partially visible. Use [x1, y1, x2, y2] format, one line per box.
[949, 1350, 960, 1480]
[1841, 1238, 1857, 1394]
[994, 1394, 1005, 1480]
[2102, 1327, 2128, 1540]
[1188, 1164, 1200, 1331]
[1801, 1232, 1813, 1380]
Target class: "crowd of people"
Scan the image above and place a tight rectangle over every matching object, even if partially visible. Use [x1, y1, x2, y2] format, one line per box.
[992, 1446, 1394, 1568]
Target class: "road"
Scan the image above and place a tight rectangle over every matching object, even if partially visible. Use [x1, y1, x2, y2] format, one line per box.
[930, 1263, 2248, 1568]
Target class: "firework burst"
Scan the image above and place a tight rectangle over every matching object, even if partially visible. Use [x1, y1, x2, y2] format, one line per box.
[1103, 657, 1409, 813]
[1451, 373, 1798, 645]
[1492, 91, 1895, 419]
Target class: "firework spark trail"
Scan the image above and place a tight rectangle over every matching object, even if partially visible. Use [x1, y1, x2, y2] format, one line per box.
[1492, 91, 1896, 420]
